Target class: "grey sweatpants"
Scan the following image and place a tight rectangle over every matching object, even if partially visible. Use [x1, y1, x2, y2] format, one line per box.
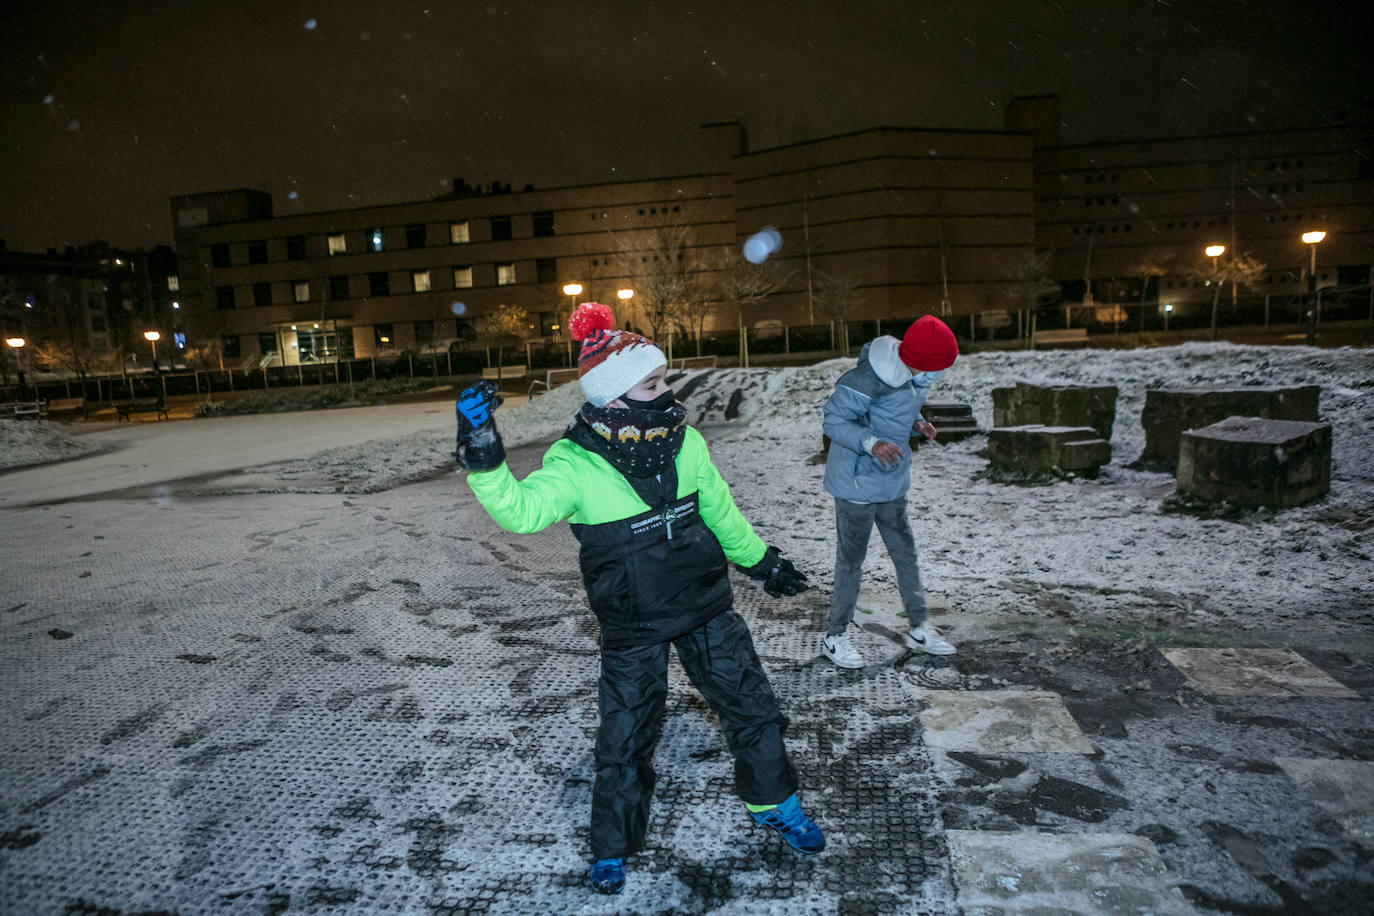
[827, 496, 928, 636]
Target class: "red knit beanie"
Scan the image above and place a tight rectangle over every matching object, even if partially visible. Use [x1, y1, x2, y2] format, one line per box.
[897, 315, 959, 371]
[568, 302, 667, 407]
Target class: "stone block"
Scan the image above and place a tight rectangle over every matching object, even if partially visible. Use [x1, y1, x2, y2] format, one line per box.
[1140, 384, 1320, 468]
[986, 425, 1111, 475]
[991, 382, 1118, 439]
[1176, 416, 1331, 508]
[919, 401, 980, 442]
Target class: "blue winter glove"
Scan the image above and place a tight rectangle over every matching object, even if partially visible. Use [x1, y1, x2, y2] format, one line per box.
[455, 381, 506, 471]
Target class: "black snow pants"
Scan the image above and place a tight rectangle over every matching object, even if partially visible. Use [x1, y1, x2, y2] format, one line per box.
[589, 609, 799, 860]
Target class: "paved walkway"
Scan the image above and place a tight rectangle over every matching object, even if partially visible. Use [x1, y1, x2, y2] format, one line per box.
[1, 426, 1370, 915]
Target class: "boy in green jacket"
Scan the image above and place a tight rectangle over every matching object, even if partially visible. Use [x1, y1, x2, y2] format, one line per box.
[456, 302, 822, 895]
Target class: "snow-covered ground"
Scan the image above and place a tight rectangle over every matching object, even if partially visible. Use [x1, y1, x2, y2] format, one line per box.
[2, 341, 1372, 914]
[3, 342, 1371, 643]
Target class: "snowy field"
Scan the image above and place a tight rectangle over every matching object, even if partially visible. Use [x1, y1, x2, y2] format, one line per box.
[6, 341, 1368, 642]
[2, 341, 1372, 914]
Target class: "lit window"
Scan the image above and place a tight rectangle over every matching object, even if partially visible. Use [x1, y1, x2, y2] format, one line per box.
[293, 281, 310, 303]
[452, 266, 473, 288]
[167, 275, 180, 291]
[412, 269, 431, 293]
[328, 234, 347, 255]
[450, 221, 470, 244]
[496, 263, 516, 286]
[370, 229, 384, 252]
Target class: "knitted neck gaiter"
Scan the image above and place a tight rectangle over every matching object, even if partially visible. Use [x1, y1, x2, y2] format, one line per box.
[577, 401, 687, 478]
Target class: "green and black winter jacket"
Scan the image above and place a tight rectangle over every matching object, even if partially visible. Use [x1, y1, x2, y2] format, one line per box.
[467, 423, 767, 648]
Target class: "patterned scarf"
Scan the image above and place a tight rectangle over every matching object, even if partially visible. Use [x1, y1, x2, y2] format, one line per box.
[576, 400, 688, 478]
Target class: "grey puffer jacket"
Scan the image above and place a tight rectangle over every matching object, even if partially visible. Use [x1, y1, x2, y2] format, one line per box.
[822, 336, 937, 504]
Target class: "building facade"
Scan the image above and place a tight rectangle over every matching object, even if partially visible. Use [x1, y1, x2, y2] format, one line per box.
[170, 102, 1373, 366]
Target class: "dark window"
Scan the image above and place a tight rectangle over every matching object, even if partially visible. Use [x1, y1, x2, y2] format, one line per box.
[532, 212, 555, 237]
[536, 258, 558, 283]
[369, 271, 390, 297]
[258, 332, 278, 355]
[215, 286, 236, 309]
[406, 224, 426, 249]
[252, 282, 272, 307]
[286, 236, 307, 260]
[248, 241, 268, 264]
[329, 275, 350, 301]
[536, 310, 557, 335]
[221, 335, 241, 359]
[490, 216, 512, 241]
[414, 320, 435, 346]
[374, 323, 394, 349]
[211, 244, 230, 268]
[454, 317, 476, 340]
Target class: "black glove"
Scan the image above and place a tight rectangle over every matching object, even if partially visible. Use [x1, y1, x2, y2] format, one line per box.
[455, 381, 506, 471]
[738, 546, 809, 597]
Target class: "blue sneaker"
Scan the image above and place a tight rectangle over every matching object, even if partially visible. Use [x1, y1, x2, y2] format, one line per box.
[588, 857, 626, 895]
[749, 794, 826, 854]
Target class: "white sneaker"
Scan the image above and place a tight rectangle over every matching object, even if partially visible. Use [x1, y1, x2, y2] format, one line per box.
[905, 623, 956, 655]
[822, 632, 864, 669]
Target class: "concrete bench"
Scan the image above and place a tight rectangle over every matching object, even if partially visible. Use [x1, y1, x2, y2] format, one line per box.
[1140, 385, 1320, 469]
[1177, 416, 1330, 508]
[992, 382, 1118, 440]
[0, 401, 43, 420]
[114, 397, 169, 421]
[1032, 328, 1089, 348]
[987, 424, 1111, 477]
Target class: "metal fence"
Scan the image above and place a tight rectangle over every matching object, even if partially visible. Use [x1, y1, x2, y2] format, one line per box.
[5, 289, 1370, 405]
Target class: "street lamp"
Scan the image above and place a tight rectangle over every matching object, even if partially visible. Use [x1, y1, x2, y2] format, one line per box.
[1204, 244, 1226, 341]
[5, 337, 26, 393]
[561, 284, 584, 366]
[1302, 230, 1326, 344]
[144, 330, 161, 370]
[1162, 303, 1173, 334]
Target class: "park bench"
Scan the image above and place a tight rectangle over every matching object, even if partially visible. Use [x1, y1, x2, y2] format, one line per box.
[671, 355, 719, 369]
[114, 396, 169, 422]
[480, 365, 527, 381]
[1032, 328, 1089, 348]
[529, 367, 581, 397]
[45, 397, 86, 417]
[0, 400, 43, 420]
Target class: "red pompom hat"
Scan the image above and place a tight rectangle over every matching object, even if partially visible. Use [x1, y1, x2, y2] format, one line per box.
[568, 302, 667, 407]
[897, 315, 959, 371]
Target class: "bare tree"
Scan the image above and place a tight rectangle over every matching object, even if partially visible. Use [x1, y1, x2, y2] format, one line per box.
[609, 224, 699, 342]
[713, 249, 791, 367]
[1132, 253, 1174, 334]
[1001, 251, 1059, 343]
[1192, 252, 1266, 341]
[812, 268, 864, 355]
[475, 303, 530, 367]
[182, 339, 226, 401]
[30, 337, 119, 417]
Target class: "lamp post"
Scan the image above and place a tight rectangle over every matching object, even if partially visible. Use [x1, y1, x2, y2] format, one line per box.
[561, 283, 583, 366]
[1162, 303, 1173, 334]
[5, 336, 26, 395]
[1301, 230, 1326, 345]
[1204, 244, 1226, 340]
[144, 330, 161, 369]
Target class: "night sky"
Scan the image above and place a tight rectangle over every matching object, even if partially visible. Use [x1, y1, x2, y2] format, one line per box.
[2, 1, 1369, 253]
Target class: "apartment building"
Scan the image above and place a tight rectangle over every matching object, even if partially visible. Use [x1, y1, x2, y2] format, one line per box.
[170, 101, 1372, 366]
